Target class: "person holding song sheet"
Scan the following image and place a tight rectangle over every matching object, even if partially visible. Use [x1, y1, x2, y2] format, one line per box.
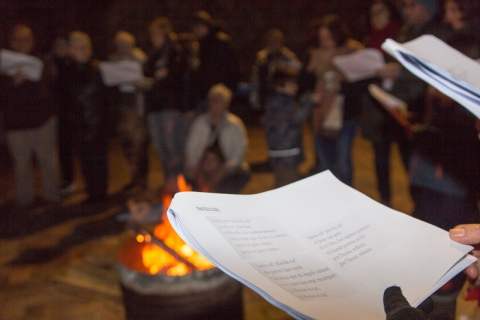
[1, 24, 60, 209]
[359, 0, 402, 206]
[144, 18, 188, 182]
[302, 15, 364, 186]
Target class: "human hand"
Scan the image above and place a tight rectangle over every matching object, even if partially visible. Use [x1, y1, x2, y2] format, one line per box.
[13, 71, 26, 85]
[155, 68, 169, 80]
[449, 224, 480, 286]
[311, 92, 323, 105]
[384, 286, 432, 320]
[376, 62, 401, 80]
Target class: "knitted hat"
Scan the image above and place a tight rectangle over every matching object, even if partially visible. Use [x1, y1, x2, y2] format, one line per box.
[414, 0, 438, 17]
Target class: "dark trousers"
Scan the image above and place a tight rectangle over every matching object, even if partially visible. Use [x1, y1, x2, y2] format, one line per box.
[372, 135, 411, 203]
[58, 113, 75, 185]
[78, 136, 108, 199]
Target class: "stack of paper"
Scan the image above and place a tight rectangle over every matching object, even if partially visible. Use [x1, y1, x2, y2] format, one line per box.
[382, 35, 480, 119]
[98, 60, 143, 87]
[0, 49, 44, 81]
[332, 48, 385, 83]
[167, 171, 475, 319]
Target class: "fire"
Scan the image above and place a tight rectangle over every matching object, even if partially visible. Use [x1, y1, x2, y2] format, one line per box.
[139, 175, 214, 276]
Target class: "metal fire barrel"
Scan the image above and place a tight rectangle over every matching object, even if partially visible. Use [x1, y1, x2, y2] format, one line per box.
[117, 239, 243, 320]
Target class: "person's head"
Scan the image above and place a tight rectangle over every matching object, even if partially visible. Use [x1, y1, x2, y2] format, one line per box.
[208, 83, 232, 120]
[265, 29, 284, 52]
[317, 15, 350, 50]
[369, 1, 401, 30]
[114, 31, 135, 56]
[200, 144, 224, 176]
[192, 11, 212, 40]
[69, 31, 92, 63]
[52, 36, 68, 57]
[10, 24, 34, 54]
[402, 0, 437, 25]
[149, 17, 172, 49]
[442, 0, 480, 31]
[273, 68, 299, 97]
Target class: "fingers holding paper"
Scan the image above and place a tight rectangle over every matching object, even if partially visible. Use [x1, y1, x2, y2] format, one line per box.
[375, 62, 401, 80]
[449, 224, 480, 286]
[12, 70, 26, 85]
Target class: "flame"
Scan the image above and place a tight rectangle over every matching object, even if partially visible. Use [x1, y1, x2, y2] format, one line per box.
[140, 175, 214, 276]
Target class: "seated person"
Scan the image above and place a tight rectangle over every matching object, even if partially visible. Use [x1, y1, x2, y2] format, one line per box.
[185, 84, 250, 194]
[195, 144, 225, 192]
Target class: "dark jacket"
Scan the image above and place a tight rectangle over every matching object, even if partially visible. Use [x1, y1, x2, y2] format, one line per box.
[144, 39, 182, 113]
[194, 30, 239, 101]
[411, 101, 480, 197]
[60, 59, 107, 141]
[0, 56, 53, 131]
[262, 92, 313, 167]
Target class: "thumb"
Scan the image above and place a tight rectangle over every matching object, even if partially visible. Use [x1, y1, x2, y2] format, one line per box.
[449, 224, 480, 245]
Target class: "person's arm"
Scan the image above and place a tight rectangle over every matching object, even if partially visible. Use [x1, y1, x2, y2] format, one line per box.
[291, 92, 322, 125]
[184, 119, 206, 180]
[222, 119, 248, 173]
[449, 224, 480, 286]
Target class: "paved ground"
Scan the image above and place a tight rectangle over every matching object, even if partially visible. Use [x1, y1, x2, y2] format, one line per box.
[0, 124, 413, 320]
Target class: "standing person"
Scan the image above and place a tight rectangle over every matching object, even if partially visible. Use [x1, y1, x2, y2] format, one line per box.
[61, 31, 108, 202]
[360, 0, 402, 206]
[109, 31, 148, 193]
[375, 0, 445, 170]
[303, 15, 364, 186]
[144, 17, 188, 181]
[1, 24, 60, 208]
[249, 29, 301, 111]
[192, 11, 240, 112]
[47, 36, 77, 195]
[185, 84, 250, 194]
[441, 0, 480, 38]
[262, 69, 318, 187]
[409, 20, 480, 234]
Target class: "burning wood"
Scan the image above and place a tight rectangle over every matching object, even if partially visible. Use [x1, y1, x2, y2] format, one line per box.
[123, 175, 214, 277]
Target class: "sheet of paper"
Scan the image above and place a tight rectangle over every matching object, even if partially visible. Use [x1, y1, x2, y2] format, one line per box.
[167, 171, 474, 320]
[0, 49, 44, 81]
[98, 60, 143, 87]
[382, 35, 480, 119]
[332, 48, 385, 83]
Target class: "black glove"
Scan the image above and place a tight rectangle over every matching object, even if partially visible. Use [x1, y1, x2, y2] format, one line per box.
[384, 286, 451, 320]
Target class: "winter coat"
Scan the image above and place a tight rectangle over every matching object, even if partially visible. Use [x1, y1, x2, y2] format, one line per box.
[61, 59, 107, 142]
[262, 92, 313, 167]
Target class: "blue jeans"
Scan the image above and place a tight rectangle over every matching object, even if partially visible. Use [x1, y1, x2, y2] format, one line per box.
[147, 110, 189, 177]
[314, 120, 357, 186]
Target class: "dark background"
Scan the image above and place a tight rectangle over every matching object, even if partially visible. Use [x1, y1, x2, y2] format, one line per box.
[0, 0, 372, 80]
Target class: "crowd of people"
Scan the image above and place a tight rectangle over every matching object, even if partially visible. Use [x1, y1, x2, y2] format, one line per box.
[1, 0, 479, 234]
